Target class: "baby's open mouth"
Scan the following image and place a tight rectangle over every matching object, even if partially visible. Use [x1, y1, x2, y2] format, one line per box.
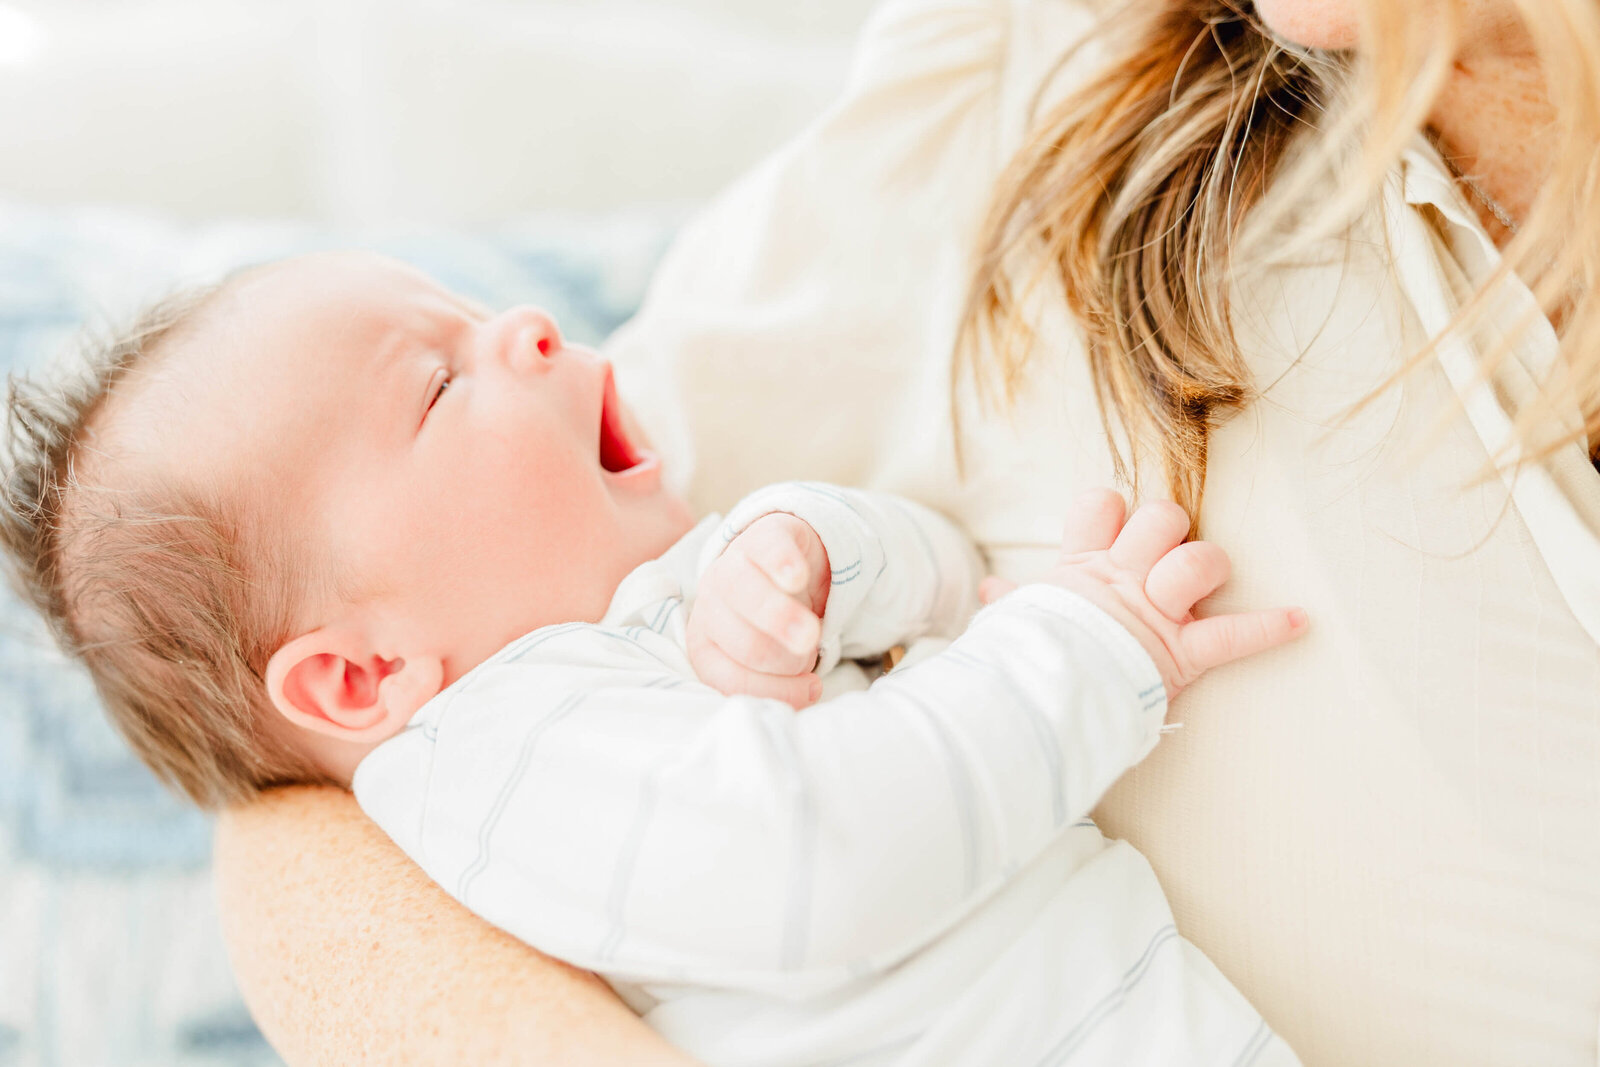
[598, 367, 646, 474]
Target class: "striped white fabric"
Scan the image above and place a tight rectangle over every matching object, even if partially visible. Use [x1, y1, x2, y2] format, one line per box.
[354, 482, 1299, 1066]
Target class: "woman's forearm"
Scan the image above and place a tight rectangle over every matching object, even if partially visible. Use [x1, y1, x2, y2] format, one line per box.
[213, 785, 698, 1066]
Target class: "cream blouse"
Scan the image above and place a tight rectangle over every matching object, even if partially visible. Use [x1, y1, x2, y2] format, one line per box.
[605, 1, 1600, 1064]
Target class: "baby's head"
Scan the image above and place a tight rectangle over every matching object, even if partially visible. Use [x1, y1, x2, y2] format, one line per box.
[0, 251, 693, 806]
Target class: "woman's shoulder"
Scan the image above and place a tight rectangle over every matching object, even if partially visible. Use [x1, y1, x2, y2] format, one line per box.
[848, 0, 1109, 122]
[605, 0, 1118, 511]
[624, 0, 1114, 294]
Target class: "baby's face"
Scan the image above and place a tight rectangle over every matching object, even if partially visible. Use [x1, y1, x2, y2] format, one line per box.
[136, 251, 692, 693]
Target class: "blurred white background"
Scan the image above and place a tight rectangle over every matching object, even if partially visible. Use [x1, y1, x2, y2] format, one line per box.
[0, 0, 877, 224]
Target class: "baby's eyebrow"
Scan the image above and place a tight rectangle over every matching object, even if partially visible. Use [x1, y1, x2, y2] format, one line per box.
[391, 297, 460, 352]
[370, 321, 415, 371]
[445, 291, 493, 321]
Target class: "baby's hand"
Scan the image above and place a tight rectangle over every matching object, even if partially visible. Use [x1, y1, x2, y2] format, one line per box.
[688, 512, 831, 709]
[979, 489, 1308, 699]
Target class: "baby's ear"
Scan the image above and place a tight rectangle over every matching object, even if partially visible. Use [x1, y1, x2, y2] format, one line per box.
[265, 626, 444, 744]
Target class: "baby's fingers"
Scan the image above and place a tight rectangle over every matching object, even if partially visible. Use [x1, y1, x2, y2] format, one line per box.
[1059, 488, 1127, 555]
[735, 514, 818, 599]
[1178, 607, 1309, 674]
[1144, 541, 1230, 622]
[694, 585, 820, 676]
[692, 637, 822, 709]
[1106, 500, 1189, 576]
[704, 550, 821, 665]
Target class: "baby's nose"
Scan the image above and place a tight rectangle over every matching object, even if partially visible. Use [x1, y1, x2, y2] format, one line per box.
[499, 308, 562, 372]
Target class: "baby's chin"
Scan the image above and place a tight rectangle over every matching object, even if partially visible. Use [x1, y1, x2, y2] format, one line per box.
[622, 489, 697, 578]
[661, 488, 696, 536]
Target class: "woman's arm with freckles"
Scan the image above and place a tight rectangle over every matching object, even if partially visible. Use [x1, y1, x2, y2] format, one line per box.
[213, 785, 700, 1067]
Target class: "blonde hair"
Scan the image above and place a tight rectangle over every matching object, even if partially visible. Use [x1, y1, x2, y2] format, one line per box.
[0, 286, 333, 809]
[964, 0, 1600, 516]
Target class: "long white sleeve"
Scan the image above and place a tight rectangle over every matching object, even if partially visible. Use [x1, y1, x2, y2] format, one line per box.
[354, 582, 1165, 997]
[699, 481, 986, 671]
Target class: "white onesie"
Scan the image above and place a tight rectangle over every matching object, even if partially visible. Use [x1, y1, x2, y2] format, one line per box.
[354, 482, 1299, 1067]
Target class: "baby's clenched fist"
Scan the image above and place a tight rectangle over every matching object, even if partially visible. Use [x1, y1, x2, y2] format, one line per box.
[687, 512, 831, 708]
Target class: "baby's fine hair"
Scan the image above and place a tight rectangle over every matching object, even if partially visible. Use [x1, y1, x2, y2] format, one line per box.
[0, 281, 332, 809]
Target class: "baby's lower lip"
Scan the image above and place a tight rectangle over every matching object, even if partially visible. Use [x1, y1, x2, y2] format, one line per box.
[609, 450, 660, 479]
[601, 444, 663, 502]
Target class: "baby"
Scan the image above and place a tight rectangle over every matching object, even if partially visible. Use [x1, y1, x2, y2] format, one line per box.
[1, 251, 1307, 1066]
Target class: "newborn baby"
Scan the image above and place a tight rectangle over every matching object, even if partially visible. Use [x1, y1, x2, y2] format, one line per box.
[1, 251, 1307, 1066]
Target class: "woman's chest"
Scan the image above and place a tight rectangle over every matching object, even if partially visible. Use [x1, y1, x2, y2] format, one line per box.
[1097, 398, 1600, 1065]
[955, 253, 1600, 1066]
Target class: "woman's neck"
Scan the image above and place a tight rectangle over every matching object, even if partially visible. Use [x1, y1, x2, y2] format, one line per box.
[1426, 33, 1556, 242]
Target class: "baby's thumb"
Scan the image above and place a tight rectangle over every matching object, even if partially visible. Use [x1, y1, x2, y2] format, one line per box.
[978, 576, 1017, 605]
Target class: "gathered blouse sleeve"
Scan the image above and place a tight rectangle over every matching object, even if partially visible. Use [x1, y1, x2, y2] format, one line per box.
[605, 0, 1106, 516]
